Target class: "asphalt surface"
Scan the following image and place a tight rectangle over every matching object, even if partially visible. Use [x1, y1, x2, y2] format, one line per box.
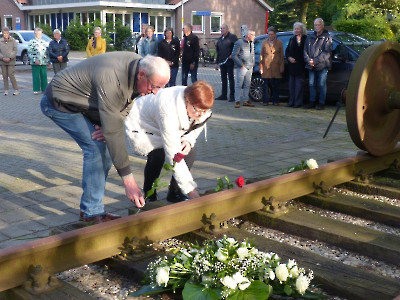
[0, 51, 359, 249]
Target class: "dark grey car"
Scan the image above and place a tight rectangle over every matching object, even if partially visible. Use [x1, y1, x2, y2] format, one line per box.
[249, 31, 374, 104]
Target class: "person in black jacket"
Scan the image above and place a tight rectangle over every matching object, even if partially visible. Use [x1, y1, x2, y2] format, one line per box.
[215, 24, 238, 102]
[285, 22, 307, 108]
[48, 29, 69, 74]
[181, 23, 200, 86]
[158, 27, 180, 87]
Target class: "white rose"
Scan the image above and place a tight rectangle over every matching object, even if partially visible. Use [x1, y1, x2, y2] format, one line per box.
[216, 249, 228, 262]
[287, 259, 296, 269]
[236, 247, 249, 259]
[232, 272, 251, 290]
[249, 248, 259, 255]
[296, 274, 309, 295]
[156, 266, 170, 287]
[290, 265, 299, 277]
[306, 158, 318, 169]
[226, 237, 236, 245]
[221, 275, 237, 290]
[275, 264, 289, 282]
[269, 270, 275, 280]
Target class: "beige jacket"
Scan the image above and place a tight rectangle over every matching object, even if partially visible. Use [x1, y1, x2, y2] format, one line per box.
[0, 36, 17, 65]
[259, 39, 284, 79]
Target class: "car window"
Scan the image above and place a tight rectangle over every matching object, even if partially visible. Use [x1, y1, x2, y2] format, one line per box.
[254, 36, 267, 56]
[19, 32, 35, 41]
[333, 33, 370, 54]
[11, 33, 22, 43]
[277, 34, 291, 52]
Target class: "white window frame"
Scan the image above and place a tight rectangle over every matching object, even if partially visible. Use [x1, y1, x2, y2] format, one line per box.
[210, 13, 222, 34]
[149, 15, 173, 35]
[191, 12, 204, 33]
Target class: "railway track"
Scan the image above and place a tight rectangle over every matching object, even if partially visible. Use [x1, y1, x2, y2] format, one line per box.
[0, 149, 400, 299]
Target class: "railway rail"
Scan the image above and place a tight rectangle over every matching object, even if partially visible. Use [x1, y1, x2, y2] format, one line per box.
[0, 149, 400, 299]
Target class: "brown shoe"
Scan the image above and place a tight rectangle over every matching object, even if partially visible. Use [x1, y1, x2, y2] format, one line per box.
[235, 102, 240, 108]
[79, 212, 121, 224]
[243, 101, 255, 107]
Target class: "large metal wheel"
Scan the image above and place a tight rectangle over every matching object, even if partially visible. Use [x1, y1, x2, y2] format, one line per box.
[346, 41, 400, 156]
[249, 77, 264, 102]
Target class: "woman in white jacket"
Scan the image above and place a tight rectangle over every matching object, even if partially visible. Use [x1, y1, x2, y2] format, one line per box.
[124, 80, 214, 202]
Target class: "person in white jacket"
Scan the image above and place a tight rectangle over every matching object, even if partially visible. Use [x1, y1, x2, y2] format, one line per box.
[124, 80, 214, 202]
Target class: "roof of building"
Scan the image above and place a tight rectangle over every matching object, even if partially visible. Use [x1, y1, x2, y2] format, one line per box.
[167, 0, 273, 11]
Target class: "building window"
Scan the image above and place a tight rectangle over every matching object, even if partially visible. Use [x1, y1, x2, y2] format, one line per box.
[5, 16, 12, 30]
[149, 15, 171, 35]
[166, 16, 172, 29]
[192, 13, 203, 33]
[210, 14, 222, 34]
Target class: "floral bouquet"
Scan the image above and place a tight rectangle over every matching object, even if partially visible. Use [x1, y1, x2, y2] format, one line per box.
[282, 158, 319, 175]
[131, 236, 320, 299]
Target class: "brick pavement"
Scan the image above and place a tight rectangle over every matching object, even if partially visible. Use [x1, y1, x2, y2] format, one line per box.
[0, 52, 359, 249]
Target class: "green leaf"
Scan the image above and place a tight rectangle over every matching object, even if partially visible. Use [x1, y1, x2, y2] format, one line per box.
[146, 188, 155, 199]
[227, 281, 271, 300]
[284, 284, 293, 296]
[182, 283, 221, 300]
[130, 284, 171, 296]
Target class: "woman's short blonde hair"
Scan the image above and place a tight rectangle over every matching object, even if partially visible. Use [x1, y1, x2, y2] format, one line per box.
[94, 27, 102, 34]
[293, 22, 307, 35]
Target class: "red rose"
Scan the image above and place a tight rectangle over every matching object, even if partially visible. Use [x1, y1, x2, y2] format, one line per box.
[235, 176, 245, 188]
[173, 153, 185, 163]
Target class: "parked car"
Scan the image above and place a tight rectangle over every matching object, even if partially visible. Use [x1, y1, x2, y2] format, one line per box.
[0, 30, 51, 65]
[249, 31, 374, 104]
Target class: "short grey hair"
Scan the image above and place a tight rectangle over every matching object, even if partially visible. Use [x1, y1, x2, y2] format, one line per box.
[267, 26, 277, 33]
[183, 23, 192, 31]
[94, 27, 102, 34]
[2, 27, 10, 33]
[314, 18, 324, 25]
[139, 55, 170, 78]
[53, 29, 61, 34]
[293, 22, 307, 35]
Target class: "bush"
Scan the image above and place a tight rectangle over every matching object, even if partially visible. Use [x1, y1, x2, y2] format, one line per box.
[333, 17, 394, 41]
[114, 19, 131, 51]
[64, 18, 89, 51]
[35, 23, 53, 37]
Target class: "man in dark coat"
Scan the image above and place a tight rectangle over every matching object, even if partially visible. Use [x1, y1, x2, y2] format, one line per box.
[48, 29, 69, 74]
[181, 23, 200, 86]
[215, 24, 237, 102]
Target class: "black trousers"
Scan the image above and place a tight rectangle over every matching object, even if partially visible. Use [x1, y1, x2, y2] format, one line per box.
[220, 59, 235, 98]
[143, 146, 197, 194]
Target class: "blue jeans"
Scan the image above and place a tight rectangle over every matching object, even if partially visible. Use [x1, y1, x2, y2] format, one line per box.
[181, 62, 198, 86]
[308, 68, 328, 104]
[40, 95, 112, 217]
[234, 67, 252, 103]
[262, 78, 280, 104]
[167, 67, 179, 87]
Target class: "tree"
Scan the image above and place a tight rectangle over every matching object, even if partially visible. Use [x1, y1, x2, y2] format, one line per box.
[64, 18, 88, 51]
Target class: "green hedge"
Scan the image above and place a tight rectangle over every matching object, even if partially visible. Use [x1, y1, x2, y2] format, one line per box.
[333, 17, 394, 41]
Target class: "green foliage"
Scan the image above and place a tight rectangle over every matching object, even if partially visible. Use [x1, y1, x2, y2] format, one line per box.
[333, 17, 394, 40]
[35, 23, 52, 37]
[63, 18, 89, 50]
[114, 18, 132, 50]
[214, 176, 234, 192]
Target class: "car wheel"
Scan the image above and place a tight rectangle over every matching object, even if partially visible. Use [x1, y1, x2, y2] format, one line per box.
[249, 77, 264, 102]
[22, 52, 30, 65]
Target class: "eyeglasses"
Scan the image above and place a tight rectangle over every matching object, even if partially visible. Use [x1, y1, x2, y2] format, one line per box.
[147, 77, 163, 93]
[190, 103, 209, 115]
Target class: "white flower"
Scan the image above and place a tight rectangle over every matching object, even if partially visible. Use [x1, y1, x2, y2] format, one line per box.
[233, 272, 251, 290]
[156, 266, 170, 287]
[296, 274, 310, 295]
[216, 249, 228, 262]
[226, 237, 237, 245]
[275, 264, 289, 282]
[287, 259, 296, 269]
[236, 247, 249, 259]
[202, 275, 212, 283]
[290, 265, 300, 277]
[306, 158, 318, 169]
[221, 275, 237, 290]
[269, 270, 275, 280]
[249, 248, 259, 255]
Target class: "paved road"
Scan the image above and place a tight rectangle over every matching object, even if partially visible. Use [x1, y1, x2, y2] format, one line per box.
[0, 52, 359, 249]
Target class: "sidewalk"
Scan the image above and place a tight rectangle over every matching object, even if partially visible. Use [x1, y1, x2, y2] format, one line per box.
[0, 53, 359, 249]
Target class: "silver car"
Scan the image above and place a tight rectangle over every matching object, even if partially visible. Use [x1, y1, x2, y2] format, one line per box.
[0, 30, 51, 65]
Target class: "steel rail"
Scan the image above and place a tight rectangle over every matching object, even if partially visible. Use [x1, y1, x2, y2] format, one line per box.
[1, 149, 400, 292]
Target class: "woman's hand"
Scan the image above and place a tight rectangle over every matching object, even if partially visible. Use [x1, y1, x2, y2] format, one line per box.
[288, 57, 296, 63]
[181, 140, 192, 155]
[187, 189, 200, 199]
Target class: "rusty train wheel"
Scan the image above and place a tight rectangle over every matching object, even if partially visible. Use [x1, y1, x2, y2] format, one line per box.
[346, 41, 400, 156]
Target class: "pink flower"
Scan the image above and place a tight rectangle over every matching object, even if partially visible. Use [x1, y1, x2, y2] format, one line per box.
[173, 153, 185, 163]
[235, 176, 245, 188]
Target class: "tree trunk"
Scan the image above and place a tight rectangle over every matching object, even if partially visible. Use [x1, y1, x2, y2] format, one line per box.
[300, 0, 310, 25]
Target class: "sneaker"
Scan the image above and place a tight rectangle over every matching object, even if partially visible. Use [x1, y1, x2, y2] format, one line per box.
[33, 91, 39, 95]
[13, 90, 20, 96]
[235, 102, 240, 108]
[4, 90, 8, 96]
[243, 101, 255, 107]
[167, 189, 188, 203]
[215, 95, 227, 100]
[303, 102, 316, 109]
[316, 104, 325, 110]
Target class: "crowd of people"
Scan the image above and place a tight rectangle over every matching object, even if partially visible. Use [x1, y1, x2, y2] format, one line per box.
[0, 18, 332, 223]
